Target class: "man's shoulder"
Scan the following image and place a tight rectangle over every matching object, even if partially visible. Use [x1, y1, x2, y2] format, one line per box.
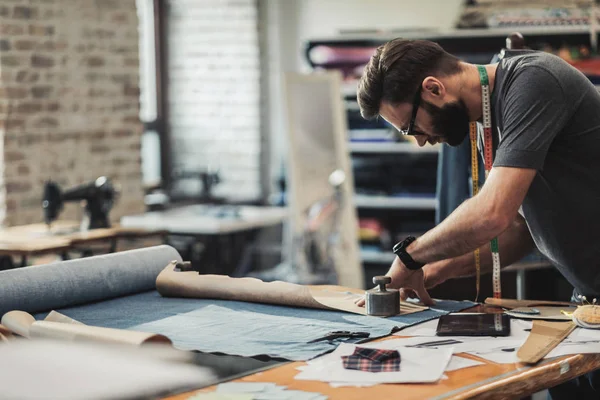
[500, 50, 571, 78]
[501, 50, 565, 68]
[496, 50, 576, 97]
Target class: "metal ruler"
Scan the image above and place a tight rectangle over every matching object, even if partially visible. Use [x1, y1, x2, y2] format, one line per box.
[469, 65, 502, 300]
[485, 298, 576, 309]
[517, 320, 576, 364]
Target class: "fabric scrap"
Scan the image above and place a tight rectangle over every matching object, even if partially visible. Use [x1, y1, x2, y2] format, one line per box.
[342, 347, 401, 373]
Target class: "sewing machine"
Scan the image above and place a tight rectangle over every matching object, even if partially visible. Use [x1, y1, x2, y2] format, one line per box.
[171, 167, 223, 204]
[42, 176, 118, 231]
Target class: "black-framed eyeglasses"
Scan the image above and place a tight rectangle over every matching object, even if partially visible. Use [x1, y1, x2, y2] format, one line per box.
[396, 86, 422, 137]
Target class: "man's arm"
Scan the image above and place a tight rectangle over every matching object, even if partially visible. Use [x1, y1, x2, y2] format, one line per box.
[406, 166, 537, 265]
[423, 214, 535, 289]
[363, 213, 535, 305]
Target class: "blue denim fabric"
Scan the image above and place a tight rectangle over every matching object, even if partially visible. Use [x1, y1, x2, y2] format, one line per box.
[36, 292, 475, 361]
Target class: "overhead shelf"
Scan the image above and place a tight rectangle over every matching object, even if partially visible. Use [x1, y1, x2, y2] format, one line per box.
[348, 141, 440, 154]
[309, 26, 593, 45]
[354, 194, 437, 210]
[342, 81, 359, 97]
[348, 129, 394, 142]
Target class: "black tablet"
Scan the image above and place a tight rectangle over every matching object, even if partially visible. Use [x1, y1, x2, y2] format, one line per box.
[436, 313, 511, 337]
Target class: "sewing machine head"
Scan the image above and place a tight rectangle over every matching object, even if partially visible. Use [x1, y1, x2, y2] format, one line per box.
[171, 167, 223, 204]
[42, 176, 118, 230]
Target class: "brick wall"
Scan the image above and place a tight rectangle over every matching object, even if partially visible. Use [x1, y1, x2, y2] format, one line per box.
[0, 0, 145, 227]
[166, 0, 262, 201]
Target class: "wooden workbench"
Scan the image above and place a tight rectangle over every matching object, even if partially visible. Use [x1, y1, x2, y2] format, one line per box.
[0, 221, 167, 267]
[165, 305, 600, 400]
[168, 354, 600, 400]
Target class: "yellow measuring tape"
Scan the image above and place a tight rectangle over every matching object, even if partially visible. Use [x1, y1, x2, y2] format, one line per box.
[469, 122, 481, 301]
[470, 65, 502, 301]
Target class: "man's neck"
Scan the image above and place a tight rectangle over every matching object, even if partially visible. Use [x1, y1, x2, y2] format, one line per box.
[459, 62, 498, 122]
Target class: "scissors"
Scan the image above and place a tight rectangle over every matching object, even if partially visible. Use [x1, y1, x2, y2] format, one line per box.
[307, 330, 370, 343]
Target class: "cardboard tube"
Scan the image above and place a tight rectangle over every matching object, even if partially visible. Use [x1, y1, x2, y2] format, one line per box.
[156, 263, 427, 317]
[44, 310, 84, 325]
[29, 321, 172, 346]
[0, 324, 13, 340]
[156, 261, 328, 309]
[1, 311, 35, 338]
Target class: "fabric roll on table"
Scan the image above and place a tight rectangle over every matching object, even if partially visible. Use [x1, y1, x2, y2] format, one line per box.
[0, 245, 182, 317]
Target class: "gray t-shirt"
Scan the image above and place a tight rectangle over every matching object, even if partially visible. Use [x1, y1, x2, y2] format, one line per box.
[488, 49, 600, 296]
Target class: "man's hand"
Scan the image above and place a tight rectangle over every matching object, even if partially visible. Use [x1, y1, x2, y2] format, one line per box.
[354, 256, 435, 307]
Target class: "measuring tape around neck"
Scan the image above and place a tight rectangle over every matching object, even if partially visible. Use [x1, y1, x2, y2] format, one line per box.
[469, 65, 502, 300]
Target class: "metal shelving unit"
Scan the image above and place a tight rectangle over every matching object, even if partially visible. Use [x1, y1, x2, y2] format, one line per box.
[317, 25, 593, 43]
[360, 250, 395, 264]
[349, 142, 440, 154]
[354, 194, 437, 210]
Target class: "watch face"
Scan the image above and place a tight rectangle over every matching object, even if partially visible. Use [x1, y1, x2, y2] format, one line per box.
[394, 237, 414, 253]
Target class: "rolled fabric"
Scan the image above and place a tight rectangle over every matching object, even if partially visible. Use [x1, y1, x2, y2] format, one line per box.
[0, 245, 181, 318]
[156, 261, 430, 317]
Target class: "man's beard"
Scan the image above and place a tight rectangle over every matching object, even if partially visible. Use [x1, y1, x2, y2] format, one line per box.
[422, 99, 471, 147]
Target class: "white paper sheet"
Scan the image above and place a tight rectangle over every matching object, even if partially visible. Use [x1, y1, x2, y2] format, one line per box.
[546, 342, 600, 358]
[378, 335, 519, 353]
[396, 316, 600, 364]
[569, 326, 600, 340]
[465, 349, 520, 364]
[393, 318, 439, 337]
[296, 341, 483, 387]
[468, 325, 600, 362]
[508, 318, 535, 340]
[545, 327, 600, 358]
[295, 342, 452, 384]
[451, 338, 526, 354]
[390, 317, 536, 365]
[454, 325, 600, 364]
[445, 356, 485, 371]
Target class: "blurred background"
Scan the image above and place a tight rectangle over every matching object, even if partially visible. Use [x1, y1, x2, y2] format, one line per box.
[1, 0, 599, 301]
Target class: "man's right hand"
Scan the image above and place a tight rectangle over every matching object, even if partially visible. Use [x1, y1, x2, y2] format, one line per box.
[354, 256, 435, 307]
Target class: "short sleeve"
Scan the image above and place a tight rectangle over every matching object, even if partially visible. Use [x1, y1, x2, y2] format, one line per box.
[494, 66, 570, 170]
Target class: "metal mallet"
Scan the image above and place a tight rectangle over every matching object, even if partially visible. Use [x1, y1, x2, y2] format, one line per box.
[365, 276, 400, 317]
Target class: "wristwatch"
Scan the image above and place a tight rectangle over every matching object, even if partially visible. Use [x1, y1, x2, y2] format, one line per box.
[392, 236, 425, 270]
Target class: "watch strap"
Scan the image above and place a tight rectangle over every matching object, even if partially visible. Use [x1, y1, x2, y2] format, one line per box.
[393, 236, 425, 270]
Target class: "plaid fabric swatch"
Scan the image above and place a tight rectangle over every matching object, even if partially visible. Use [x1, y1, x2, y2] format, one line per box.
[341, 347, 401, 372]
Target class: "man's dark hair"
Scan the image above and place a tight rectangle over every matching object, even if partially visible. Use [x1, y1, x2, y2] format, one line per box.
[357, 38, 462, 120]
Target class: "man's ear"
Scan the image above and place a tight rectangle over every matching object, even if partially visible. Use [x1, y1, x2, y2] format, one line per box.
[422, 76, 445, 100]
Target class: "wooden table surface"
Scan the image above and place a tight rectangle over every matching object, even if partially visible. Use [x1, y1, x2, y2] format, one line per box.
[0, 221, 166, 257]
[167, 353, 600, 400]
[164, 304, 600, 400]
